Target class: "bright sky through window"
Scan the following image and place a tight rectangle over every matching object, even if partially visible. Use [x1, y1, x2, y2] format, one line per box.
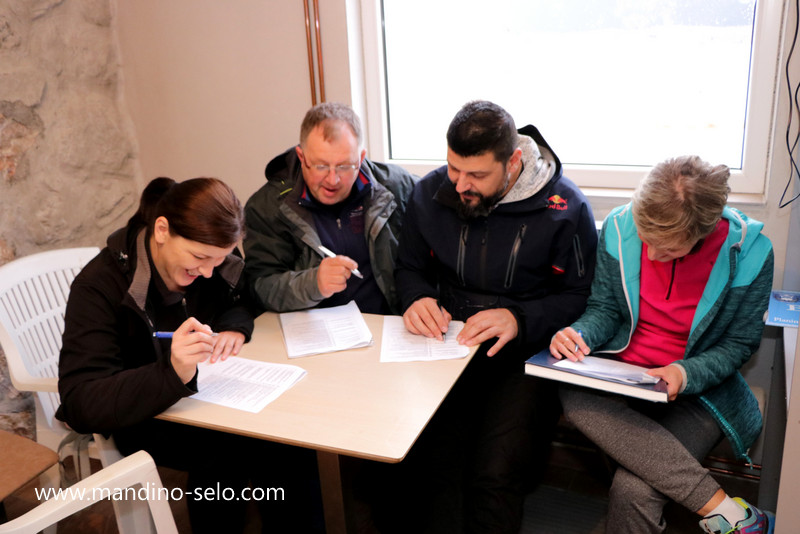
[382, 0, 756, 170]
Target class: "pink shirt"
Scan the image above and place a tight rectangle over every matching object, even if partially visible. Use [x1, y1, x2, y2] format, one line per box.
[618, 219, 729, 368]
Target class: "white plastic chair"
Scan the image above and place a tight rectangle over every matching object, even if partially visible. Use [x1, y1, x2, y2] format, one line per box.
[0, 247, 101, 427]
[0, 450, 178, 534]
[0, 248, 155, 531]
[0, 247, 101, 480]
[0, 248, 161, 534]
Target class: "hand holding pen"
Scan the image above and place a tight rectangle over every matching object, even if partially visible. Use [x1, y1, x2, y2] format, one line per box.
[402, 297, 451, 341]
[549, 326, 590, 362]
[316, 245, 363, 298]
[168, 318, 216, 384]
[166, 318, 244, 384]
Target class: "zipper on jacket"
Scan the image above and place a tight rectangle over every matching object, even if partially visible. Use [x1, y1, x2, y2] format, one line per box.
[457, 225, 468, 286]
[698, 395, 752, 464]
[182, 298, 189, 319]
[665, 260, 677, 300]
[504, 224, 527, 288]
[479, 222, 489, 287]
[573, 234, 585, 278]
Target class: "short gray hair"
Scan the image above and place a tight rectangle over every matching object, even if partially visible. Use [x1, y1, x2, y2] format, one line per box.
[632, 155, 730, 245]
[299, 102, 362, 147]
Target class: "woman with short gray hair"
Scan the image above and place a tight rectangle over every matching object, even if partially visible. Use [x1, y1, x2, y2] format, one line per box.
[550, 155, 775, 533]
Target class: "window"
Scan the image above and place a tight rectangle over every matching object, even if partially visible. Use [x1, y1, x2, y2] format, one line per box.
[359, 0, 785, 197]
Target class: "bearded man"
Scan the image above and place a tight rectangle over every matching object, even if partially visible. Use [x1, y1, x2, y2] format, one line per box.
[389, 100, 598, 534]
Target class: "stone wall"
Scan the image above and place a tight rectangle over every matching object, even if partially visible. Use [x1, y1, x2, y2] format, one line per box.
[0, 0, 141, 438]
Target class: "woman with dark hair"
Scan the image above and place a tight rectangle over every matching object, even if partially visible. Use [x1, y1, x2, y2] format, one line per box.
[56, 177, 308, 533]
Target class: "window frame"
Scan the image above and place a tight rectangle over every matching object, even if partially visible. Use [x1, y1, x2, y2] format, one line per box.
[357, 0, 787, 202]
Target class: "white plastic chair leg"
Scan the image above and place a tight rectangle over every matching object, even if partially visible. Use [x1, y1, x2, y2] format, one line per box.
[92, 433, 154, 534]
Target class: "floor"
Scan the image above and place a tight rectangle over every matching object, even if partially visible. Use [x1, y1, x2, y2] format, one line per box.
[521, 424, 761, 534]
[2, 430, 760, 534]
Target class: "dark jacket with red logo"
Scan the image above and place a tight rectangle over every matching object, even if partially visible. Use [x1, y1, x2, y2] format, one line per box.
[395, 125, 598, 370]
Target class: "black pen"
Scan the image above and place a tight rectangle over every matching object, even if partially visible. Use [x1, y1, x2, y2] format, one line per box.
[439, 302, 447, 342]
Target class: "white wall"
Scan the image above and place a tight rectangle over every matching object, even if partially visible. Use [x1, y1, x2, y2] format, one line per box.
[775, 1, 800, 525]
[114, 0, 356, 204]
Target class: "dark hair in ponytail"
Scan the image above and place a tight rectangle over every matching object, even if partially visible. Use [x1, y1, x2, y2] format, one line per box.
[129, 177, 245, 247]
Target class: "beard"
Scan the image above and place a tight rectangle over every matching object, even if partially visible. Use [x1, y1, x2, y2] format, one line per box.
[456, 190, 505, 219]
[455, 172, 510, 219]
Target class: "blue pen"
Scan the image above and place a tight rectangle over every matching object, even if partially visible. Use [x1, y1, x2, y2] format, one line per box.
[152, 331, 218, 339]
[574, 329, 583, 353]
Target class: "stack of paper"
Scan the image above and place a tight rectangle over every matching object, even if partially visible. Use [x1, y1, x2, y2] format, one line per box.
[525, 350, 668, 402]
[553, 356, 660, 384]
[194, 357, 307, 413]
[279, 301, 373, 358]
[380, 315, 470, 362]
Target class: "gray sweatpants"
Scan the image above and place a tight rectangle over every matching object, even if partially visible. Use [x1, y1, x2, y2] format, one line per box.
[559, 385, 723, 534]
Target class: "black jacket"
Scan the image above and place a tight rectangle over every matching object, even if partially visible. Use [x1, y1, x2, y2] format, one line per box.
[395, 125, 598, 369]
[57, 223, 254, 435]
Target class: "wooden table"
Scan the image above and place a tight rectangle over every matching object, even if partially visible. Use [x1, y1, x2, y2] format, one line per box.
[158, 312, 476, 533]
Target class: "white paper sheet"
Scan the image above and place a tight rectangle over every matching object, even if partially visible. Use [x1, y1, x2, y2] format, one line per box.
[279, 301, 373, 358]
[193, 357, 307, 413]
[380, 315, 470, 362]
[553, 355, 659, 384]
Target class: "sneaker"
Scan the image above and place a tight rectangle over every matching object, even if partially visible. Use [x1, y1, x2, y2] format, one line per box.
[698, 497, 775, 533]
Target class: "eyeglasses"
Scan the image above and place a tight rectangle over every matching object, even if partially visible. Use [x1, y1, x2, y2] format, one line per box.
[299, 154, 360, 181]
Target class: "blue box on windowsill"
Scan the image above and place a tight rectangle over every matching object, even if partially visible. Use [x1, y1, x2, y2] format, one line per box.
[766, 289, 800, 327]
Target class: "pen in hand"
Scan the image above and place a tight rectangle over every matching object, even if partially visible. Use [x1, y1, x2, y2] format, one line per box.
[574, 329, 582, 353]
[318, 245, 364, 279]
[439, 303, 447, 342]
[153, 331, 219, 339]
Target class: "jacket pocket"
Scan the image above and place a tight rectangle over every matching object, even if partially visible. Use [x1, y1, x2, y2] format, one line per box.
[457, 225, 469, 286]
[504, 224, 527, 288]
[573, 234, 585, 278]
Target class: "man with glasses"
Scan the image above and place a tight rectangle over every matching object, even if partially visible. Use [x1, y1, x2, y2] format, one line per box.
[243, 102, 416, 314]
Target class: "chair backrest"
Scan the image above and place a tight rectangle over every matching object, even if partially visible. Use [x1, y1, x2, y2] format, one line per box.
[0, 450, 178, 534]
[0, 247, 100, 428]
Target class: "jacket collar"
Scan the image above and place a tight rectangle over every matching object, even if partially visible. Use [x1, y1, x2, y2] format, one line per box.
[609, 203, 753, 340]
[129, 230, 152, 312]
[297, 168, 373, 210]
[498, 134, 556, 205]
[108, 225, 244, 314]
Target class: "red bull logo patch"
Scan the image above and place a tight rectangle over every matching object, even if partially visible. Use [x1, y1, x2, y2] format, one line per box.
[547, 194, 568, 210]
